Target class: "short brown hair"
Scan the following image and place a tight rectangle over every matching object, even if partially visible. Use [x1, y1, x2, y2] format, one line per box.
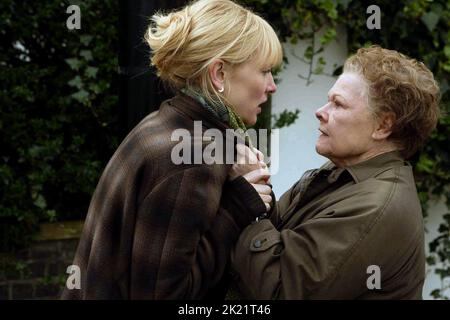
[344, 46, 440, 158]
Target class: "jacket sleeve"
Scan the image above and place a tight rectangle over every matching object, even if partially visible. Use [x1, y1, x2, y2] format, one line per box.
[130, 165, 266, 299]
[230, 217, 359, 299]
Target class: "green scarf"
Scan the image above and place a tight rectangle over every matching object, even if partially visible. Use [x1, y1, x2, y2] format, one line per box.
[181, 88, 251, 146]
[181, 88, 253, 148]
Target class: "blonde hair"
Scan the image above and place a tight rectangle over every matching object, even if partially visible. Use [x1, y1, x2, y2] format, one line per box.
[344, 46, 440, 158]
[145, 0, 283, 105]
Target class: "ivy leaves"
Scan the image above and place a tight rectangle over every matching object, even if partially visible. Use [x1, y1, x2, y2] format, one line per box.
[0, 0, 119, 251]
[66, 35, 100, 106]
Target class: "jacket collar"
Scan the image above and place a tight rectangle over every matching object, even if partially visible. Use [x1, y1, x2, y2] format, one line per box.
[166, 92, 231, 132]
[320, 151, 406, 184]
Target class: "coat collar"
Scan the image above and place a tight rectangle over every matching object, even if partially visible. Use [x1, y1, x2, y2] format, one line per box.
[320, 151, 407, 184]
[166, 92, 231, 132]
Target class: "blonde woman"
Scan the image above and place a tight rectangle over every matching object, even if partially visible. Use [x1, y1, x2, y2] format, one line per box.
[61, 0, 281, 299]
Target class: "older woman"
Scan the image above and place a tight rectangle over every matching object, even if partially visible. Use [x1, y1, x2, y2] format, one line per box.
[230, 46, 440, 299]
[62, 0, 278, 299]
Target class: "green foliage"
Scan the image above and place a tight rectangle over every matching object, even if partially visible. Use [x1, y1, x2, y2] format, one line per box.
[272, 109, 301, 129]
[243, 0, 345, 84]
[0, 256, 31, 279]
[0, 0, 119, 252]
[243, 0, 450, 299]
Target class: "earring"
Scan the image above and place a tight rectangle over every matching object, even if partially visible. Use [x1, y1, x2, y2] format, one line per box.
[218, 87, 224, 93]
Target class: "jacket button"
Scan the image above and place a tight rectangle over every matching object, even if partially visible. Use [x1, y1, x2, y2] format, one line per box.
[253, 240, 262, 248]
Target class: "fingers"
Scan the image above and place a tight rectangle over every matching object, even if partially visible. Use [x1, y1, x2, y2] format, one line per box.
[228, 145, 269, 181]
[234, 145, 273, 212]
[251, 182, 272, 195]
[243, 168, 271, 184]
[252, 147, 264, 162]
[236, 144, 258, 164]
[260, 194, 272, 203]
[228, 162, 260, 181]
[251, 183, 272, 212]
[252, 147, 269, 171]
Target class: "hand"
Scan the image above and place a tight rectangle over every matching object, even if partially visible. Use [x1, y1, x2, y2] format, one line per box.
[228, 144, 268, 182]
[243, 168, 272, 212]
[251, 147, 269, 184]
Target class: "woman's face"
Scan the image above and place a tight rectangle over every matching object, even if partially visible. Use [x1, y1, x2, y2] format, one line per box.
[315, 72, 381, 167]
[225, 58, 277, 126]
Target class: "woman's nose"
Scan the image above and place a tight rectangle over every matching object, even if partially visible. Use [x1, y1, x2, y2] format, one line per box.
[267, 74, 277, 93]
[315, 103, 329, 122]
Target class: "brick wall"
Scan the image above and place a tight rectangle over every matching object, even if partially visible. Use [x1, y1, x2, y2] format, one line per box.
[0, 221, 82, 300]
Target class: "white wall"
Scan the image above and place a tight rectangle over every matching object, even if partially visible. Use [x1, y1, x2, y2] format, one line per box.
[269, 29, 445, 299]
[423, 199, 450, 299]
[270, 29, 348, 197]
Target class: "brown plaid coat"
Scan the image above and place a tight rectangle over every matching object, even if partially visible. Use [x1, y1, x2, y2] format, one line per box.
[61, 93, 266, 299]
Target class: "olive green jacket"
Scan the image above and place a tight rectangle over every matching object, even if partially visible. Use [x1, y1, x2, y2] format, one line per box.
[231, 151, 425, 299]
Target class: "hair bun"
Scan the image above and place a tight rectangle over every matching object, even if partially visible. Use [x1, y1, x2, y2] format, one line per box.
[145, 9, 192, 78]
[144, 0, 282, 94]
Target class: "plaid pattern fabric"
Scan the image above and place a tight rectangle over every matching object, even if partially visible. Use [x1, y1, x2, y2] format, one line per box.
[61, 94, 266, 300]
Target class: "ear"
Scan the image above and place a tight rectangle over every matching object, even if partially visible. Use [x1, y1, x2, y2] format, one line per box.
[372, 112, 395, 141]
[208, 59, 226, 91]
